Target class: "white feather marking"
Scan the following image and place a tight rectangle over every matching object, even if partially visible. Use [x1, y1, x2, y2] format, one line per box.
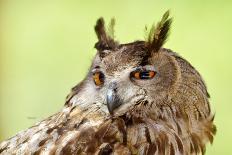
[61, 131, 79, 147]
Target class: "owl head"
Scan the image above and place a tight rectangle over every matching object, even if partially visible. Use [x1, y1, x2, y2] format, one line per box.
[69, 11, 211, 121]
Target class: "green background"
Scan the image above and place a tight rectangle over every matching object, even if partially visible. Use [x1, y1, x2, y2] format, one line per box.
[0, 0, 231, 154]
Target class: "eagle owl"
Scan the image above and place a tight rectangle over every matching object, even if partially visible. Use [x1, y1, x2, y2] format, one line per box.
[0, 11, 216, 155]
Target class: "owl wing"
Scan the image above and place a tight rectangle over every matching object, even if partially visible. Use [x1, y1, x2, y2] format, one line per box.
[0, 103, 106, 155]
[0, 103, 214, 155]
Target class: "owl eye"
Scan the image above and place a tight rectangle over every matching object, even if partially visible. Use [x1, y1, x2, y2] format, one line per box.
[93, 71, 105, 86]
[130, 69, 156, 80]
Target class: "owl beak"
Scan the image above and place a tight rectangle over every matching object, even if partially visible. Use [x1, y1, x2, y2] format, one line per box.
[106, 82, 122, 114]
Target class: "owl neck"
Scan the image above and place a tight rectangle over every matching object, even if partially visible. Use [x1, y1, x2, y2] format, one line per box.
[115, 104, 216, 154]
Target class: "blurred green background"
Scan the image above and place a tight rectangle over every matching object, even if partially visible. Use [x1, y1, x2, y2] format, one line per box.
[0, 0, 231, 154]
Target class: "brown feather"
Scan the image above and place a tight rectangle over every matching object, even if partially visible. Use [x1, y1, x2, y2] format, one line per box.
[94, 17, 118, 55]
[146, 10, 172, 53]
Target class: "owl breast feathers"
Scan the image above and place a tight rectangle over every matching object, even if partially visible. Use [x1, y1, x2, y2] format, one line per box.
[0, 11, 216, 155]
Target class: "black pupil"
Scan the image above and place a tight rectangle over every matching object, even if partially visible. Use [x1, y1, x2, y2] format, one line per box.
[140, 71, 150, 79]
[98, 72, 105, 82]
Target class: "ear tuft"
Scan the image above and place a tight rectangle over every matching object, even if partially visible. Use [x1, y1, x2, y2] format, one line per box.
[94, 17, 118, 54]
[145, 10, 172, 53]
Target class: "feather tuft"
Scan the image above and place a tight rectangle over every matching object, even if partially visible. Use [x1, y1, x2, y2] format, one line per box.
[94, 17, 118, 53]
[145, 10, 172, 53]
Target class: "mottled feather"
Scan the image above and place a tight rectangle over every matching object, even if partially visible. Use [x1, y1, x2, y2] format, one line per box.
[0, 11, 216, 155]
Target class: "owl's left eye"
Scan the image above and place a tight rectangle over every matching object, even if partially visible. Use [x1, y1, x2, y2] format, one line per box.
[93, 71, 105, 86]
[130, 69, 156, 80]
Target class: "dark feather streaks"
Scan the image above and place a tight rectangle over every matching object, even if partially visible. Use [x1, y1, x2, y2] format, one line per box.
[146, 10, 172, 53]
[94, 10, 172, 58]
[94, 17, 118, 54]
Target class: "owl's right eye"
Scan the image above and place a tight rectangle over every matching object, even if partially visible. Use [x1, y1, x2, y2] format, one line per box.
[130, 69, 156, 80]
[92, 71, 105, 86]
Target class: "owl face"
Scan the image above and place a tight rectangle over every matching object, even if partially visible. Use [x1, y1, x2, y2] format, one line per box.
[68, 12, 210, 120]
[88, 42, 180, 117]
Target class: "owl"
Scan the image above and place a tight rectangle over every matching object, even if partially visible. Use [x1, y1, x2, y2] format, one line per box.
[0, 11, 216, 155]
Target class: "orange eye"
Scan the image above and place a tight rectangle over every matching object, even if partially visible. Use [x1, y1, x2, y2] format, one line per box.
[93, 71, 105, 86]
[131, 70, 156, 80]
